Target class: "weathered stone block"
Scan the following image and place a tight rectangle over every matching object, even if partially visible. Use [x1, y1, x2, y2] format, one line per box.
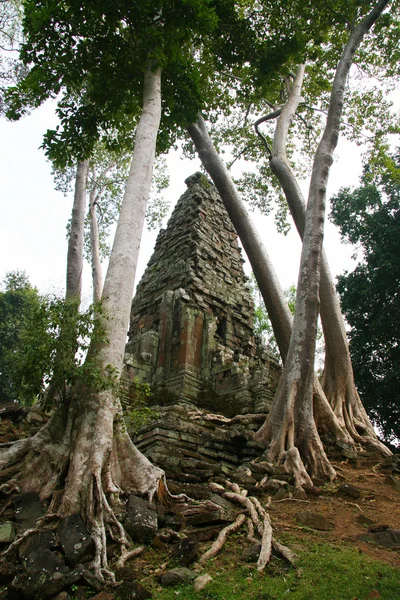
[57, 514, 94, 566]
[125, 495, 158, 542]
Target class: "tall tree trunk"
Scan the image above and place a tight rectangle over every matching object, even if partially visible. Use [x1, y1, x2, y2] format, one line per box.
[0, 61, 165, 581]
[256, 0, 391, 483]
[88, 173, 103, 304]
[269, 65, 388, 453]
[42, 160, 89, 406]
[188, 116, 292, 360]
[66, 160, 89, 304]
[188, 117, 353, 456]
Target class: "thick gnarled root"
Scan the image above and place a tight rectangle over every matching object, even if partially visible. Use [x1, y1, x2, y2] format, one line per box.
[201, 479, 297, 572]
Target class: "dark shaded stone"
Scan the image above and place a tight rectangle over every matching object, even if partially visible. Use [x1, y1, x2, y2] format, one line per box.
[160, 568, 196, 587]
[123, 176, 280, 427]
[154, 528, 181, 544]
[381, 455, 400, 473]
[385, 474, 400, 491]
[209, 494, 237, 520]
[274, 488, 288, 501]
[251, 461, 275, 476]
[368, 524, 390, 533]
[57, 514, 95, 566]
[125, 495, 158, 543]
[13, 492, 44, 531]
[171, 536, 200, 566]
[261, 479, 288, 494]
[167, 498, 229, 528]
[19, 530, 57, 560]
[22, 548, 69, 576]
[341, 448, 359, 460]
[230, 470, 257, 486]
[311, 478, 326, 487]
[9, 561, 82, 600]
[292, 488, 307, 500]
[296, 511, 332, 531]
[51, 592, 71, 600]
[241, 543, 261, 562]
[304, 486, 322, 497]
[338, 483, 361, 499]
[356, 514, 375, 526]
[185, 525, 220, 542]
[0, 561, 19, 586]
[111, 581, 152, 599]
[358, 528, 400, 549]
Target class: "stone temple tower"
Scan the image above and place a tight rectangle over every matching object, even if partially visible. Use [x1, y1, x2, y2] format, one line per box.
[123, 172, 280, 417]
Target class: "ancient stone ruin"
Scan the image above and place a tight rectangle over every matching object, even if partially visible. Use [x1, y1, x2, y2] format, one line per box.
[124, 172, 280, 416]
[122, 172, 281, 486]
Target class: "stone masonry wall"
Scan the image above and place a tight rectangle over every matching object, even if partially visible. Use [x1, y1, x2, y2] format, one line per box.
[123, 172, 280, 417]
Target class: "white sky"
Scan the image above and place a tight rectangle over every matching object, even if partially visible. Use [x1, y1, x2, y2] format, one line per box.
[0, 100, 361, 302]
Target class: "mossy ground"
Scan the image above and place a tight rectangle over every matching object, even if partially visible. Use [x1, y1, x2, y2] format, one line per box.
[121, 458, 400, 600]
[147, 536, 400, 600]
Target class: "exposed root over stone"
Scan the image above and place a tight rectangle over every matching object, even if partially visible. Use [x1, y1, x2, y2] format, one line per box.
[0, 398, 168, 582]
[201, 480, 297, 572]
[199, 513, 246, 565]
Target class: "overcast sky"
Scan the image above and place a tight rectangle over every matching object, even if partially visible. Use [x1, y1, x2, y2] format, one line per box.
[0, 100, 361, 303]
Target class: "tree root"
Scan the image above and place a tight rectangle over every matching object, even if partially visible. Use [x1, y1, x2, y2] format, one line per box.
[199, 513, 246, 565]
[202, 480, 296, 572]
[115, 546, 145, 570]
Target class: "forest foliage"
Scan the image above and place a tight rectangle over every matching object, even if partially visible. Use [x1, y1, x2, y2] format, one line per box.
[330, 151, 400, 442]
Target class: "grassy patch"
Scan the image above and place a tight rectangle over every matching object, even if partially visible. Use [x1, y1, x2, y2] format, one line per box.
[149, 537, 400, 600]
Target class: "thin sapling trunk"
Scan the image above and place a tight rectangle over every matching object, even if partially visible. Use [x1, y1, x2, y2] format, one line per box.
[66, 160, 89, 304]
[88, 172, 103, 304]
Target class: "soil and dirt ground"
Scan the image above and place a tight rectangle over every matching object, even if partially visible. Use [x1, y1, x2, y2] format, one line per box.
[0, 405, 399, 600]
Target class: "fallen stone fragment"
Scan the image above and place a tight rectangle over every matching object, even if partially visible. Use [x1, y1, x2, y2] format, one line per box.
[171, 535, 200, 566]
[19, 530, 57, 560]
[303, 486, 322, 497]
[341, 447, 359, 460]
[13, 492, 44, 531]
[185, 525, 221, 542]
[296, 511, 332, 531]
[274, 488, 288, 501]
[338, 483, 361, 499]
[125, 495, 158, 543]
[385, 474, 400, 491]
[357, 528, 400, 549]
[0, 561, 19, 586]
[0, 521, 16, 543]
[160, 567, 196, 587]
[86, 593, 114, 600]
[241, 543, 261, 563]
[356, 514, 374, 526]
[193, 574, 213, 591]
[51, 593, 71, 600]
[57, 514, 95, 567]
[368, 524, 390, 533]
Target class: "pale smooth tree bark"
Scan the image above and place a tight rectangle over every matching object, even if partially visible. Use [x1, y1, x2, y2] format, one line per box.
[188, 117, 353, 460]
[88, 170, 103, 304]
[66, 160, 89, 303]
[254, 0, 391, 483]
[0, 62, 166, 580]
[188, 116, 292, 360]
[266, 65, 387, 453]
